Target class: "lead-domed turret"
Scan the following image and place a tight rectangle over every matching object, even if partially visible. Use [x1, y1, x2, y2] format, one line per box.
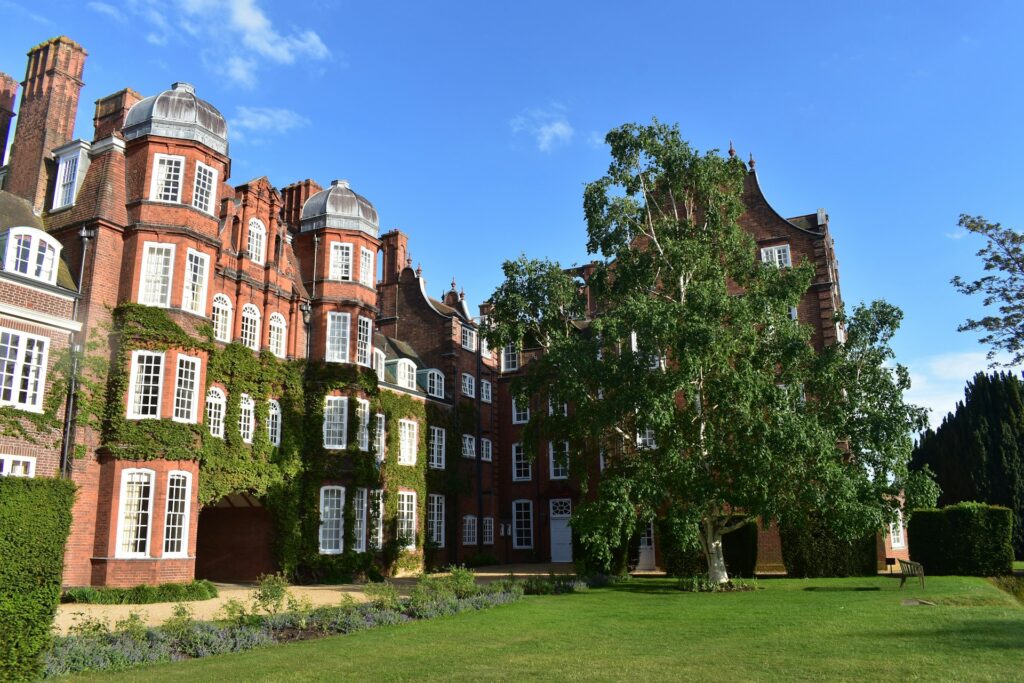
[300, 179, 378, 237]
[122, 82, 228, 155]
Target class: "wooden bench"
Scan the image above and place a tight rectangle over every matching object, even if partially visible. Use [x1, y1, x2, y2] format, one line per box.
[898, 559, 925, 589]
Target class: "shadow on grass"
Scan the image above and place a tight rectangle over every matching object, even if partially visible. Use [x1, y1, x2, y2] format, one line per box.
[884, 620, 1024, 651]
[803, 586, 881, 592]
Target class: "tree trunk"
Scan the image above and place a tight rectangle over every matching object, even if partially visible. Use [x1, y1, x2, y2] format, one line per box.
[702, 521, 730, 584]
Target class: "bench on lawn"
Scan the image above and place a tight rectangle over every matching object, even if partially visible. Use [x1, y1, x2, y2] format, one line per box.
[898, 559, 924, 589]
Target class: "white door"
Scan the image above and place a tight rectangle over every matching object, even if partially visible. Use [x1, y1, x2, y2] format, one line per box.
[549, 498, 572, 562]
[637, 521, 656, 570]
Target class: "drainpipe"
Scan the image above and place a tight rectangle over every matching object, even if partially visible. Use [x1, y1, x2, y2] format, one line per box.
[59, 226, 95, 479]
[308, 234, 319, 359]
[474, 326, 483, 552]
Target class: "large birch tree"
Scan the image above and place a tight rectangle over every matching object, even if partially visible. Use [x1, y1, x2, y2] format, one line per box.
[486, 121, 929, 583]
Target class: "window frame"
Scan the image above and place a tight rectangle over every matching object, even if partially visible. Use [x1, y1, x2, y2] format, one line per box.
[427, 492, 445, 548]
[397, 490, 417, 550]
[192, 160, 218, 215]
[356, 316, 372, 367]
[356, 398, 370, 452]
[462, 514, 477, 545]
[3, 228, 61, 286]
[461, 372, 475, 398]
[481, 379, 492, 404]
[462, 433, 476, 459]
[211, 294, 233, 342]
[329, 242, 353, 281]
[181, 248, 210, 316]
[760, 244, 792, 268]
[326, 312, 351, 363]
[359, 247, 375, 287]
[502, 344, 519, 372]
[53, 152, 80, 210]
[425, 369, 444, 399]
[512, 398, 529, 424]
[206, 387, 225, 439]
[318, 485, 345, 555]
[0, 454, 36, 477]
[323, 395, 348, 450]
[483, 517, 494, 545]
[115, 467, 156, 559]
[149, 153, 185, 203]
[240, 303, 261, 351]
[0, 328, 50, 413]
[512, 499, 533, 549]
[398, 419, 418, 465]
[428, 426, 446, 469]
[374, 413, 386, 464]
[461, 326, 477, 351]
[162, 470, 192, 558]
[481, 437, 492, 462]
[171, 353, 201, 424]
[352, 487, 368, 553]
[139, 241, 176, 308]
[238, 393, 255, 444]
[512, 442, 531, 481]
[248, 218, 267, 265]
[890, 509, 906, 549]
[126, 349, 164, 420]
[268, 312, 287, 359]
[549, 441, 569, 480]
[267, 398, 282, 447]
[395, 359, 417, 390]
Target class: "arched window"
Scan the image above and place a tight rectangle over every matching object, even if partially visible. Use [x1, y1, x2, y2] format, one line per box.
[268, 313, 286, 359]
[3, 227, 61, 286]
[206, 387, 225, 438]
[425, 369, 444, 399]
[240, 303, 260, 351]
[267, 399, 281, 446]
[239, 393, 255, 443]
[247, 218, 266, 265]
[211, 294, 233, 342]
[396, 359, 416, 390]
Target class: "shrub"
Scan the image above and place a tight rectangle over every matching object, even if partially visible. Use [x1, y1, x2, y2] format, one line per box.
[521, 574, 588, 595]
[363, 581, 402, 612]
[442, 566, 480, 598]
[676, 576, 757, 593]
[62, 579, 219, 605]
[779, 516, 877, 578]
[0, 476, 76, 681]
[909, 502, 1014, 576]
[462, 552, 499, 568]
[251, 573, 290, 616]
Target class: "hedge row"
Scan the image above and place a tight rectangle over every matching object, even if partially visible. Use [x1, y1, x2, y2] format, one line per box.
[63, 580, 219, 605]
[909, 502, 1013, 576]
[0, 476, 76, 681]
[778, 516, 877, 578]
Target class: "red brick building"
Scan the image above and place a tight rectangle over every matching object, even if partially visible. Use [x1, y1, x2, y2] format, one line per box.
[0, 37, 906, 586]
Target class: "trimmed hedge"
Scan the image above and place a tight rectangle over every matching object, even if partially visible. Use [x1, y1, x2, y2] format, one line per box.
[63, 580, 219, 605]
[909, 502, 1014, 576]
[779, 517, 877, 578]
[0, 476, 76, 681]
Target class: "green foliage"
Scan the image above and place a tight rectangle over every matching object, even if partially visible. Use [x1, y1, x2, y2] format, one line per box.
[62, 580, 218, 605]
[778, 514, 877, 578]
[951, 214, 1024, 366]
[0, 476, 76, 681]
[487, 121, 923, 583]
[908, 502, 1014, 576]
[912, 371, 1024, 557]
[251, 573, 290, 616]
[363, 581, 402, 612]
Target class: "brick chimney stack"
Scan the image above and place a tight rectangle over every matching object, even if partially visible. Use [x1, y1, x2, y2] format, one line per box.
[380, 229, 409, 285]
[6, 36, 87, 213]
[93, 88, 142, 140]
[0, 73, 17, 166]
[280, 178, 323, 230]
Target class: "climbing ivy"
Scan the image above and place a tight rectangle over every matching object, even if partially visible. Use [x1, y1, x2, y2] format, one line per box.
[88, 303, 467, 581]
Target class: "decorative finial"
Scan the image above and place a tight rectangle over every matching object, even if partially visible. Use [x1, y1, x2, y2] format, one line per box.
[406, 257, 412, 267]
[728, 140, 735, 158]
[748, 152, 756, 170]
[416, 262, 422, 277]
[460, 288, 465, 301]
[451, 277, 457, 291]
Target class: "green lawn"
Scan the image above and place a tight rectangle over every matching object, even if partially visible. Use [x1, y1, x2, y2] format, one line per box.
[71, 575, 1024, 682]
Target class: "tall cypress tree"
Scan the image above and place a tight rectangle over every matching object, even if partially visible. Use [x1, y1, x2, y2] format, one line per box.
[911, 371, 1024, 557]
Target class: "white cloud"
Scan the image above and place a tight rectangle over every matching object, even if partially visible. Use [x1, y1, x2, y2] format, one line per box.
[587, 130, 606, 148]
[87, 2, 127, 23]
[903, 350, 1017, 427]
[232, 106, 310, 134]
[945, 230, 968, 240]
[511, 105, 575, 152]
[117, 0, 333, 88]
[0, 0, 52, 25]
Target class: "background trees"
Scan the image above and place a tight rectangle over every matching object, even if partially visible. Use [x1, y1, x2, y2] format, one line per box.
[487, 121, 929, 583]
[911, 371, 1024, 558]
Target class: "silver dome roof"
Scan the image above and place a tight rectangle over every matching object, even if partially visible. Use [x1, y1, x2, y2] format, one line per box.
[300, 180, 379, 236]
[122, 82, 228, 155]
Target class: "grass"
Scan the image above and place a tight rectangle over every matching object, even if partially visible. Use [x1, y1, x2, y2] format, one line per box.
[68, 575, 1024, 682]
[1013, 560, 1024, 572]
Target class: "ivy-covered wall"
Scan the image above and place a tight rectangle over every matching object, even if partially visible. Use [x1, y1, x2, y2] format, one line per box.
[88, 303, 473, 582]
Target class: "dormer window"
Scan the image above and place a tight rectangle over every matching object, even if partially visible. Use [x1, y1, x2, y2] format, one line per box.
[52, 140, 90, 210]
[396, 359, 416, 390]
[248, 219, 267, 265]
[150, 154, 184, 203]
[424, 369, 444, 399]
[2, 228, 61, 286]
[461, 326, 477, 351]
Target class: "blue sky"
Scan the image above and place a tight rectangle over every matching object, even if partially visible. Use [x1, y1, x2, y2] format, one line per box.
[3, 1, 1022, 424]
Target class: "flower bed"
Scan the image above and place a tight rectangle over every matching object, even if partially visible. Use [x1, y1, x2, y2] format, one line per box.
[45, 569, 524, 677]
